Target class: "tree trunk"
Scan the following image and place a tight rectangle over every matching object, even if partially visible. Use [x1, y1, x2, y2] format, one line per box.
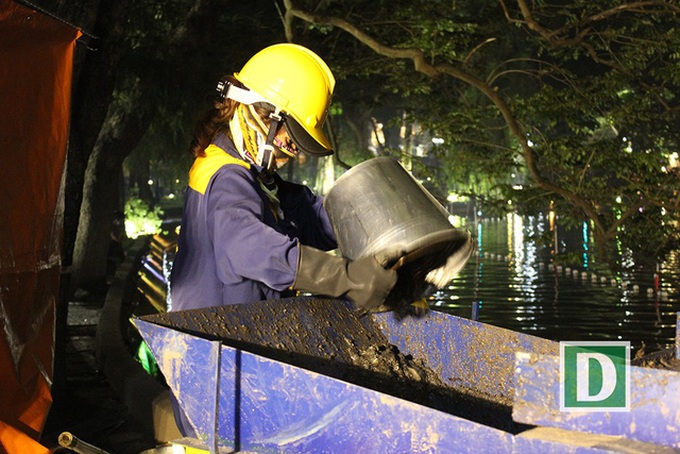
[343, 105, 373, 153]
[128, 156, 154, 203]
[71, 97, 152, 292]
[62, 0, 131, 271]
[72, 148, 123, 293]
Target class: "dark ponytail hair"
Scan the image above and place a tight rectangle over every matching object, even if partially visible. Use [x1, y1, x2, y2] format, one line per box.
[189, 75, 241, 158]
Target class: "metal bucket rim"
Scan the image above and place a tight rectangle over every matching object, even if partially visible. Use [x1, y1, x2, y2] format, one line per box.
[331, 156, 398, 188]
[372, 229, 472, 269]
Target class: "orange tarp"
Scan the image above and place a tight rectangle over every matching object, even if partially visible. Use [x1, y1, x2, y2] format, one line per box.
[0, 0, 80, 452]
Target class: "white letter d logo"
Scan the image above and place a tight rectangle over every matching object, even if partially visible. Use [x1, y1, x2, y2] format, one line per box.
[576, 352, 616, 402]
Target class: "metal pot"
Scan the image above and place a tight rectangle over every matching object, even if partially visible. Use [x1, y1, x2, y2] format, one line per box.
[324, 157, 473, 312]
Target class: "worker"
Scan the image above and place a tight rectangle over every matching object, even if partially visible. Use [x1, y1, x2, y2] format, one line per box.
[169, 43, 399, 316]
[166, 43, 404, 438]
[166, 42, 402, 438]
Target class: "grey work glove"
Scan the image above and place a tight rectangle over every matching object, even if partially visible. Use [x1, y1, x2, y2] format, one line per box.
[293, 245, 398, 313]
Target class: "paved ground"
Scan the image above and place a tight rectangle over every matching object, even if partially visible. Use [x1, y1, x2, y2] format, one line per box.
[40, 290, 160, 454]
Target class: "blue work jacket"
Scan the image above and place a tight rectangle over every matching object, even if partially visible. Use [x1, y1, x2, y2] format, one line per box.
[169, 134, 337, 312]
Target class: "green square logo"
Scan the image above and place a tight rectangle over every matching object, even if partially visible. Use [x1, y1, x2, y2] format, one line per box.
[560, 341, 630, 412]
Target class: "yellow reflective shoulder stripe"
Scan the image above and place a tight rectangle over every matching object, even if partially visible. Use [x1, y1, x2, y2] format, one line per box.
[188, 144, 251, 194]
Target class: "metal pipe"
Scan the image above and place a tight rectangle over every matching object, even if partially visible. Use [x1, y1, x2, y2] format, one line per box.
[471, 301, 480, 321]
[58, 432, 111, 454]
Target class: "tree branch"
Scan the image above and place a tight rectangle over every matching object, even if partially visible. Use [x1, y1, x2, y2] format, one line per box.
[512, 0, 680, 43]
[283, 0, 623, 243]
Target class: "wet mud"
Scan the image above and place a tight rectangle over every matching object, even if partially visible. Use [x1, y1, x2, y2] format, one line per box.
[141, 296, 530, 434]
[343, 342, 530, 434]
[632, 348, 680, 371]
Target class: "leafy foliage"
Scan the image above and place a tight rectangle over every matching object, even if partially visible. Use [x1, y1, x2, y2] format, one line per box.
[286, 0, 680, 265]
[124, 196, 164, 239]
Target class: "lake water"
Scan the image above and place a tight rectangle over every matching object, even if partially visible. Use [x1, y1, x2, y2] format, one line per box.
[431, 214, 680, 354]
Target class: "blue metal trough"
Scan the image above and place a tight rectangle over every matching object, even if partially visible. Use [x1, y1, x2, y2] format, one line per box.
[132, 297, 680, 453]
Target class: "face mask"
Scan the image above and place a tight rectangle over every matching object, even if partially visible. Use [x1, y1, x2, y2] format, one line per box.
[273, 137, 299, 158]
[270, 148, 293, 171]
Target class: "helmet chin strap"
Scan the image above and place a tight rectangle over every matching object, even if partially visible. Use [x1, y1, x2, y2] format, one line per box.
[258, 111, 281, 173]
[225, 82, 282, 173]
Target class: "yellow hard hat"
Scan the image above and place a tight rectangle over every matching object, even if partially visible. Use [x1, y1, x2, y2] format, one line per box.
[234, 43, 335, 156]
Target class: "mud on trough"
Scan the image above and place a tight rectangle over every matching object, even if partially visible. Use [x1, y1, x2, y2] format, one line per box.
[140, 297, 533, 435]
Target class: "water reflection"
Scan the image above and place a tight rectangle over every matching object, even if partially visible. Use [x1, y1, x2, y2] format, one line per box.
[435, 214, 680, 354]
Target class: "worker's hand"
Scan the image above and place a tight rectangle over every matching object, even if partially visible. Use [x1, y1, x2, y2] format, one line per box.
[373, 245, 408, 269]
[345, 254, 398, 312]
[293, 245, 398, 313]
